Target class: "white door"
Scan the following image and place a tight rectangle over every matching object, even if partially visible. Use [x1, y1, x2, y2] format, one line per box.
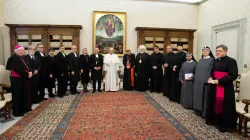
[216, 29, 238, 61]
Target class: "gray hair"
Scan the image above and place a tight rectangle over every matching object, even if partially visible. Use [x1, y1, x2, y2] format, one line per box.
[216, 44, 228, 51]
[28, 45, 36, 50]
[138, 45, 147, 53]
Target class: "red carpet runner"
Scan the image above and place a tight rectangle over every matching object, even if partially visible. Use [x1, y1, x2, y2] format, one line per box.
[0, 91, 196, 139]
[63, 92, 189, 139]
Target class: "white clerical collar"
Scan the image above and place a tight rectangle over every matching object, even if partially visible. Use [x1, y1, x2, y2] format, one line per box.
[40, 52, 44, 57]
[187, 60, 193, 63]
[49, 54, 54, 57]
[29, 54, 35, 59]
[203, 56, 210, 59]
[96, 54, 98, 57]
[60, 52, 65, 57]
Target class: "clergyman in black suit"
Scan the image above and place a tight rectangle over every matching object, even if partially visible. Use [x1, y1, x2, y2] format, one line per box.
[123, 48, 136, 91]
[79, 48, 90, 93]
[24, 45, 40, 103]
[55, 45, 69, 97]
[45, 48, 56, 97]
[68, 45, 80, 95]
[34, 44, 47, 100]
[89, 47, 103, 93]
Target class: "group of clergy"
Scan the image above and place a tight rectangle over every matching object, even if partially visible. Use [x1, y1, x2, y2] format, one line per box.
[6, 42, 238, 133]
[5, 44, 123, 117]
[127, 43, 238, 133]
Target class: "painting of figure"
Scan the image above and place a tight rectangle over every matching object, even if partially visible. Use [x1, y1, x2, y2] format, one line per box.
[93, 11, 126, 56]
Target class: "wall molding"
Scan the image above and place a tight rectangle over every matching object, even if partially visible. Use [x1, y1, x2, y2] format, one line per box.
[0, 0, 5, 65]
[212, 18, 247, 72]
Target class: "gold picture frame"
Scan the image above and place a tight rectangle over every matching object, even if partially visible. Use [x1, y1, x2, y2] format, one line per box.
[93, 11, 126, 56]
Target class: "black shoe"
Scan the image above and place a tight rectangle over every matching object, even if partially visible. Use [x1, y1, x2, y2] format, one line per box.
[25, 108, 32, 113]
[218, 128, 227, 133]
[32, 100, 40, 104]
[92, 90, 96, 93]
[76, 91, 80, 94]
[49, 94, 55, 98]
[58, 95, 63, 98]
[71, 92, 76, 95]
[43, 98, 48, 100]
[98, 89, 102, 92]
[84, 89, 89, 93]
[13, 113, 24, 117]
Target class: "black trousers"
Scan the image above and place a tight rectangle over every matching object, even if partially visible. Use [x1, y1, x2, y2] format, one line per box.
[58, 82, 67, 96]
[30, 75, 39, 103]
[93, 80, 101, 90]
[70, 81, 78, 93]
[38, 80, 45, 100]
[47, 77, 55, 96]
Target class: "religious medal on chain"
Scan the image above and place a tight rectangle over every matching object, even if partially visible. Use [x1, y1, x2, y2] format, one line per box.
[139, 60, 142, 63]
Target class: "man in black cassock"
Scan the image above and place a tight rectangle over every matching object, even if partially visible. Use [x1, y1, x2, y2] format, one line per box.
[206, 44, 238, 132]
[6, 46, 33, 116]
[163, 46, 176, 97]
[90, 47, 103, 93]
[45, 48, 56, 97]
[55, 45, 69, 97]
[68, 45, 80, 95]
[34, 44, 47, 100]
[123, 48, 135, 91]
[150, 46, 164, 93]
[79, 48, 90, 93]
[24, 45, 40, 103]
[170, 43, 186, 103]
[135, 45, 150, 92]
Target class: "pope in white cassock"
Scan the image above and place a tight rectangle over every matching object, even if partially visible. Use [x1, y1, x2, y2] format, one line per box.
[104, 48, 120, 91]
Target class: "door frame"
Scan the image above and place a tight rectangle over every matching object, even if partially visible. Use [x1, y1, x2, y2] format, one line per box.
[212, 18, 247, 73]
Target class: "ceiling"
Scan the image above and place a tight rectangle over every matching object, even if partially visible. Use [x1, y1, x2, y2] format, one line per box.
[136, 0, 208, 5]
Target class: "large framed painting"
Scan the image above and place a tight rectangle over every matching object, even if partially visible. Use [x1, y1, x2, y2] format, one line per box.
[93, 11, 126, 56]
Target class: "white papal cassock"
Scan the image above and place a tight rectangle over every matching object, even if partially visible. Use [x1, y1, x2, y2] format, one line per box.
[104, 53, 120, 91]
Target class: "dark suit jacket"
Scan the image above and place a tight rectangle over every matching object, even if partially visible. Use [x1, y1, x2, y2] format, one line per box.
[123, 53, 135, 68]
[45, 55, 56, 76]
[67, 52, 80, 82]
[79, 54, 90, 72]
[45, 55, 56, 87]
[34, 51, 46, 82]
[89, 53, 103, 80]
[24, 54, 40, 74]
[55, 52, 69, 82]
